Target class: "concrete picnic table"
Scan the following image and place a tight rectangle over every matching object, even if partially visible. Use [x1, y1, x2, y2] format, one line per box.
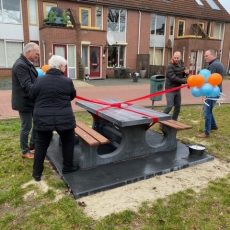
[76, 99, 175, 168]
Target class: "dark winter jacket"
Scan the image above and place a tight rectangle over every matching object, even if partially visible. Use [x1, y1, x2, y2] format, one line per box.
[165, 61, 187, 90]
[207, 58, 225, 92]
[30, 68, 76, 131]
[11, 54, 38, 112]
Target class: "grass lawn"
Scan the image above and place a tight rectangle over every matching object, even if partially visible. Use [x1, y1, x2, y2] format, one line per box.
[0, 104, 230, 229]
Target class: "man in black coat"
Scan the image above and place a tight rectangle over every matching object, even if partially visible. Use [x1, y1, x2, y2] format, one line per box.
[30, 55, 78, 181]
[163, 51, 188, 120]
[12, 42, 40, 159]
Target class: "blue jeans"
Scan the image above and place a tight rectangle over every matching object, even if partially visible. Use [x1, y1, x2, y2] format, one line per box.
[163, 90, 181, 121]
[19, 111, 35, 153]
[204, 99, 218, 135]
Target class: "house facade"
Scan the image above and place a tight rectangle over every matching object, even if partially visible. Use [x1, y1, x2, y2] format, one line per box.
[0, 0, 230, 79]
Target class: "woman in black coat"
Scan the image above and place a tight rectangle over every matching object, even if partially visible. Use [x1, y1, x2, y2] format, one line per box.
[30, 55, 78, 181]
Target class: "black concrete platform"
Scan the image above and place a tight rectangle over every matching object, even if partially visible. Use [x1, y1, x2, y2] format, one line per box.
[47, 131, 214, 199]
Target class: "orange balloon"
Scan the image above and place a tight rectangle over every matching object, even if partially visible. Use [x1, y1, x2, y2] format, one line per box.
[208, 73, 222, 86]
[194, 74, 206, 88]
[41, 64, 50, 73]
[187, 74, 205, 88]
[187, 75, 196, 87]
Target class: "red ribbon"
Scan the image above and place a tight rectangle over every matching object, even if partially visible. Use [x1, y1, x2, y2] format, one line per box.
[76, 84, 188, 122]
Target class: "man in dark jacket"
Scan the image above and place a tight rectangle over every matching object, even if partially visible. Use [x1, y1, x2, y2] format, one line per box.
[197, 49, 225, 138]
[163, 51, 188, 120]
[12, 42, 40, 159]
[30, 55, 78, 181]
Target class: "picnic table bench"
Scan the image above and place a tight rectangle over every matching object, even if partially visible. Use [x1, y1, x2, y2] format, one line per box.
[76, 99, 181, 169]
[158, 119, 192, 150]
[75, 121, 111, 168]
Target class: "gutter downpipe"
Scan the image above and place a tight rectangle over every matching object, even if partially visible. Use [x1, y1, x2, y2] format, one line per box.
[137, 10, 141, 54]
[42, 40, 46, 65]
[220, 23, 225, 63]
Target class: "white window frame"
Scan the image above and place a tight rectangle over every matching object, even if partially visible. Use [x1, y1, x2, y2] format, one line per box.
[151, 14, 166, 36]
[108, 8, 127, 32]
[96, 6, 103, 30]
[79, 7, 91, 28]
[28, 0, 38, 25]
[67, 44, 77, 80]
[0, 0, 22, 24]
[107, 45, 126, 68]
[43, 2, 57, 19]
[0, 40, 23, 68]
[178, 20, 185, 37]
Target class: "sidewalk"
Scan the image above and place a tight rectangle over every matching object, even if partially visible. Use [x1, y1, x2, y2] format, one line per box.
[0, 78, 229, 120]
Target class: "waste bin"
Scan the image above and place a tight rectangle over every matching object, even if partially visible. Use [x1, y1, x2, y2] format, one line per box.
[150, 75, 165, 104]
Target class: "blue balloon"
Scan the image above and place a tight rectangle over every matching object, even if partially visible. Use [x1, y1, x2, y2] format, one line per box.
[191, 87, 202, 97]
[200, 83, 213, 97]
[199, 69, 211, 82]
[210, 86, 220, 97]
[36, 68, 45, 77]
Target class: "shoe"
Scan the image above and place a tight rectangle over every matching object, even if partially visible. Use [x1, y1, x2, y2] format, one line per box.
[62, 166, 79, 174]
[196, 133, 209, 138]
[29, 146, 35, 154]
[33, 175, 41, 182]
[211, 127, 218, 131]
[22, 152, 34, 159]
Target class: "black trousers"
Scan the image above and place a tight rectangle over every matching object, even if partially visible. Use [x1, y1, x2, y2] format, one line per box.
[33, 128, 75, 177]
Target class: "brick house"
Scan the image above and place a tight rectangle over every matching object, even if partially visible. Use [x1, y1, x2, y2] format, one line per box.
[0, 0, 230, 79]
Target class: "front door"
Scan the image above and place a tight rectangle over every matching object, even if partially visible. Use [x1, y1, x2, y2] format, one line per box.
[90, 46, 101, 78]
[53, 44, 68, 76]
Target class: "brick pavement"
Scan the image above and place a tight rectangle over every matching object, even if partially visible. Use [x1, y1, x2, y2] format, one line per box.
[0, 79, 229, 120]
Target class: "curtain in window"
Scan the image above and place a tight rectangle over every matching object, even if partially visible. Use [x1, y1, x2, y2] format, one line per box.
[82, 45, 89, 67]
[28, 0, 37, 25]
[96, 6, 102, 30]
[0, 40, 6, 67]
[6, 41, 23, 67]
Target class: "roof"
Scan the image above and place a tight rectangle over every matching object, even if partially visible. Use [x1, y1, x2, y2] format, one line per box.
[71, 0, 230, 22]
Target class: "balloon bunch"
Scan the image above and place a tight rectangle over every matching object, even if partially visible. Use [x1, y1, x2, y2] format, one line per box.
[187, 69, 223, 97]
[36, 64, 50, 78]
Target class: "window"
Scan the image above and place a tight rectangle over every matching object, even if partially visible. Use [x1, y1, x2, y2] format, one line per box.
[108, 8, 127, 32]
[82, 45, 89, 67]
[149, 48, 164, 66]
[6, 41, 23, 67]
[195, 0, 203, 6]
[199, 22, 205, 30]
[96, 6, 103, 30]
[43, 2, 57, 19]
[0, 40, 23, 67]
[205, 0, 220, 10]
[28, 0, 38, 25]
[178, 20, 185, 37]
[0, 40, 6, 67]
[169, 17, 175, 36]
[68, 45, 76, 79]
[0, 1, 2, 22]
[80, 7, 91, 27]
[0, 0, 22, 24]
[211, 22, 224, 39]
[108, 45, 125, 67]
[151, 14, 166, 35]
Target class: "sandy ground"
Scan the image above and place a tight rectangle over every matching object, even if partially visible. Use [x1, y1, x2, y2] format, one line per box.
[77, 159, 230, 219]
